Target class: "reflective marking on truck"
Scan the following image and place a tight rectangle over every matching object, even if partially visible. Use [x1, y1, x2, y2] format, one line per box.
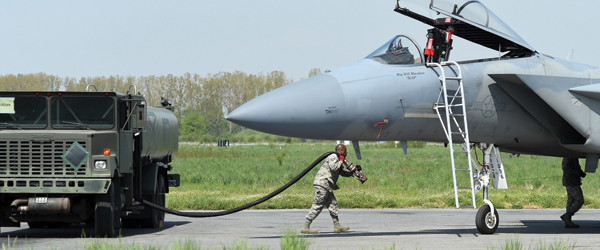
[61, 141, 90, 171]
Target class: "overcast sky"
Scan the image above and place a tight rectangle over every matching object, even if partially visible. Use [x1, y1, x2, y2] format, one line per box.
[0, 0, 598, 81]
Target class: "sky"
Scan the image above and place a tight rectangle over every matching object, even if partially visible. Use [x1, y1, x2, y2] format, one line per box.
[1, 0, 599, 82]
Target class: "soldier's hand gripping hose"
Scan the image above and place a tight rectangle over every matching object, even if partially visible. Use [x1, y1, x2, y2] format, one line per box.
[139, 151, 343, 218]
[342, 159, 368, 184]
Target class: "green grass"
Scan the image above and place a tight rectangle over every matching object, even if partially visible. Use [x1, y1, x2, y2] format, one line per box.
[1, 236, 18, 250]
[0, 232, 580, 250]
[360, 245, 397, 250]
[280, 228, 311, 250]
[0, 231, 416, 250]
[167, 143, 600, 210]
[487, 237, 577, 250]
[77, 230, 295, 250]
[0, 230, 397, 250]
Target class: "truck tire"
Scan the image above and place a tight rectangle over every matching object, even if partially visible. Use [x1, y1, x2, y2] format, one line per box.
[95, 182, 116, 237]
[141, 174, 166, 228]
[95, 202, 115, 237]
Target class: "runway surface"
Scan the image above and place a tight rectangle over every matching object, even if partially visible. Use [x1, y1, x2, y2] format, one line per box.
[1, 209, 600, 249]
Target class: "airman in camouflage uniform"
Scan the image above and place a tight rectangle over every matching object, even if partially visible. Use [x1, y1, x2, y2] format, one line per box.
[301, 144, 354, 234]
[560, 157, 586, 228]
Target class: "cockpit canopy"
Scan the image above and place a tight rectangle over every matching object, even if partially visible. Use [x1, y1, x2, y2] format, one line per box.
[368, 1, 535, 65]
[366, 35, 423, 65]
[429, 0, 534, 53]
[395, 0, 535, 56]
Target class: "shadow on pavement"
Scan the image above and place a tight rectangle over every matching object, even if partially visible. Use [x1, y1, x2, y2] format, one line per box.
[0, 221, 191, 239]
[253, 220, 600, 239]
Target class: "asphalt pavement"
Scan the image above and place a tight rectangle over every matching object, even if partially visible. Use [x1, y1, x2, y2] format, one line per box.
[1, 209, 600, 249]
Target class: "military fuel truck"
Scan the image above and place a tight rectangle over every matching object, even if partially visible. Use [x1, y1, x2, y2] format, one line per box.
[0, 89, 179, 237]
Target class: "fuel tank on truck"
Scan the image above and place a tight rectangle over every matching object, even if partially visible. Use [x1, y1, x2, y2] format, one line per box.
[143, 106, 178, 163]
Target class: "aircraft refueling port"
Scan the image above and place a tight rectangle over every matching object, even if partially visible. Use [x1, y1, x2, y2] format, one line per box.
[374, 118, 389, 138]
[139, 151, 367, 218]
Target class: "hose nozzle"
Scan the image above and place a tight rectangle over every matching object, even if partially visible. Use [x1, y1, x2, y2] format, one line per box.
[345, 162, 368, 184]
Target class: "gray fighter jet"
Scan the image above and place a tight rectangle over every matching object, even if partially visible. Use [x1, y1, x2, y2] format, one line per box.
[226, 0, 600, 234]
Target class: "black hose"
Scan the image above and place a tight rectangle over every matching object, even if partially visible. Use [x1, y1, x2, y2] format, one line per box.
[140, 151, 337, 218]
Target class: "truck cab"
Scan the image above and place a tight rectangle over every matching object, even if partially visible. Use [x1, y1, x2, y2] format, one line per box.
[0, 90, 178, 237]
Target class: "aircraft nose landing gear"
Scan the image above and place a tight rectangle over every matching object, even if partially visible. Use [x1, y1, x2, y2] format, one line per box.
[476, 193, 499, 234]
[472, 143, 507, 234]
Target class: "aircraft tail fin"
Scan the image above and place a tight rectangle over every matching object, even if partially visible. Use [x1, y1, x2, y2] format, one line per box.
[566, 49, 574, 61]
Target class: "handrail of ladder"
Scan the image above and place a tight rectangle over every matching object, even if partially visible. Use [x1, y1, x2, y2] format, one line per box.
[427, 62, 452, 144]
[441, 61, 471, 147]
[428, 61, 468, 144]
[428, 61, 476, 209]
[441, 61, 463, 109]
[445, 61, 476, 208]
[429, 62, 461, 208]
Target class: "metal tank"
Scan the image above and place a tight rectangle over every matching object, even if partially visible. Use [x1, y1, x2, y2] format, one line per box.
[142, 106, 178, 163]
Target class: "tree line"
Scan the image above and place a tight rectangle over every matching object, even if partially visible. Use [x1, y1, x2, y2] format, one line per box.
[0, 70, 323, 141]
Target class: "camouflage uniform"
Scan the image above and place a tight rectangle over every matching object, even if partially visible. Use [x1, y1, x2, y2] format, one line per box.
[562, 158, 585, 215]
[305, 154, 353, 222]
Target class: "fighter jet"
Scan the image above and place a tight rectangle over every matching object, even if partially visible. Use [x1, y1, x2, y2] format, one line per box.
[226, 0, 600, 234]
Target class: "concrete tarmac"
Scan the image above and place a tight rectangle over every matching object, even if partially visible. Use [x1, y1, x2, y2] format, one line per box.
[1, 209, 600, 249]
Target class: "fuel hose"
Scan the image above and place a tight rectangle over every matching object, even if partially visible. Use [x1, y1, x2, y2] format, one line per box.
[139, 151, 337, 218]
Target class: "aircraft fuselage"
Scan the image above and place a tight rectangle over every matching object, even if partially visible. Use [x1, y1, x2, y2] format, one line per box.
[226, 54, 600, 158]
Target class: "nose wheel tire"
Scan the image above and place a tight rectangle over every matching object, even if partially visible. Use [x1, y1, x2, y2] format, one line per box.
[476, 205, 499, 234]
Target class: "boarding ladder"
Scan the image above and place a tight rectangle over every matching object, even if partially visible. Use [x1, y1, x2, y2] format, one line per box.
[429, 61, 476, 209]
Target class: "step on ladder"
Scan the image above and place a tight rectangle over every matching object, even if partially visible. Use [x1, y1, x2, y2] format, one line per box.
[428, 61, 476, 209]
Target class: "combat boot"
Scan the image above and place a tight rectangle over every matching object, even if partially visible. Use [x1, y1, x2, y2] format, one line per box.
[560, 213, 580, 228]
[333, 218, 349, 233]
[301, 219, 318, 234]
[301, 227, 318, 234]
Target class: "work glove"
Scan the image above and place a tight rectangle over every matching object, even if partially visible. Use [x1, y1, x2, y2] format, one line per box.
[356, 165, 362, 171]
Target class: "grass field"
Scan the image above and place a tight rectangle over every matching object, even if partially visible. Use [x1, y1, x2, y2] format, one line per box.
[166, 142, 600, 211]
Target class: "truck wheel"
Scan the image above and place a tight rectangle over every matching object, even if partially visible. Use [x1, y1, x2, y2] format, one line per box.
[95, 182, 116, 237]
[141, 174, 166, 228]
[95, 202, 115, 237]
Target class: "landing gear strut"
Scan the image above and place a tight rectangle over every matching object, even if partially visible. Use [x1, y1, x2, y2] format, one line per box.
[476, 203, 498, 234]
[472, 143, 507, 234]
[475, 188, 498, 234]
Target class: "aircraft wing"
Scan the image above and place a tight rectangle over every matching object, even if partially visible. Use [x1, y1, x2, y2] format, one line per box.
[490, 74, 600, 162]
[570, 84, 600, 101]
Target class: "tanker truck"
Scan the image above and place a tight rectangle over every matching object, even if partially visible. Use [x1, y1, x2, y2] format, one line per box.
[0, 89, 179, 237]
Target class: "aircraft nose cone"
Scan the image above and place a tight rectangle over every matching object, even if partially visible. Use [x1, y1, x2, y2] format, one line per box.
[226, 74, 345, 139]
